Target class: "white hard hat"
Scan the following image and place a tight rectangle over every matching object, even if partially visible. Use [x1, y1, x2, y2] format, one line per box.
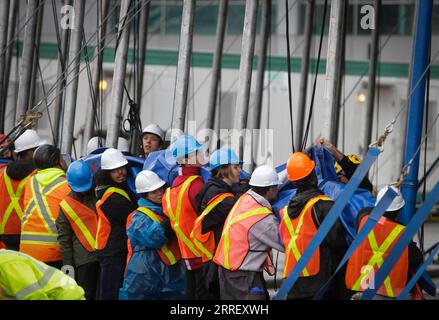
[135, 170, 166, 193]
[249, 165, 280, 187]
[142, 123, 165, 141]
[101, 148, 128, 170]
[86, 136, 104, 155]
[376, 185, 405, 212]
[117, 137, 130, 153]
[14, 129, 46, 153]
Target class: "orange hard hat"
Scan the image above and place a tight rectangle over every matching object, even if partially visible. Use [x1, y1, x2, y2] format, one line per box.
[286, 152, 315, 181]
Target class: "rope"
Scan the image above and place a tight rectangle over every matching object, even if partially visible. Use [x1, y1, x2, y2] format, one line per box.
[285, 0, 295, 153]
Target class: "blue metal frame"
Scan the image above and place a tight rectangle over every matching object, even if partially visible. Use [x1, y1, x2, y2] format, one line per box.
[400, 0, 433, 225]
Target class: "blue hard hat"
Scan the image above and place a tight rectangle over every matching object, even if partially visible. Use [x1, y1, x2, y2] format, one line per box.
[209, 147, 243, 171]
[170, 134, 204, 160]
[66, 160, 93, 193]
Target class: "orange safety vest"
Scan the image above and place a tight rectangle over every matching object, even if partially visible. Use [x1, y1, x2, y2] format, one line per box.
[0, 167, 34, 236]
[345, 215, 409, 298]
[279, 195, 332, 278]
[191, 193, 234, 263]
[213, 193, 272, 271]
[20, 170, 71, 262]
[95, 187, 131, 250]
[59, 195, 98, 253]
[162, 175, 203, 260]
[126, 206, 181, 266]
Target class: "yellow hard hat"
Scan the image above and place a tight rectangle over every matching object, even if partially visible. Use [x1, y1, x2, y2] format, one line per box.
[334, 153, 362, 174]
[347, 153, 362, 165]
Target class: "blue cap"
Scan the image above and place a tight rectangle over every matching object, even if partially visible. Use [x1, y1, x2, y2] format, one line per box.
[66, 160, 93, 192]
[209, 147, 242, 171]
[170, 134, 204, 160]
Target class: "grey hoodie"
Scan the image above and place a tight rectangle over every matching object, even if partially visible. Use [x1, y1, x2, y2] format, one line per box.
[238, 190, 284, 272]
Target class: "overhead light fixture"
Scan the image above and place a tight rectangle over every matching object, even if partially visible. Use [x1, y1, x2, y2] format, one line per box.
[98, 79, 108, 91]
[356, 92, 366, 103]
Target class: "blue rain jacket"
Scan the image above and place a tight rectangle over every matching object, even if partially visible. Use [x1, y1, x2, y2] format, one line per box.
[119, 198, 185, 300]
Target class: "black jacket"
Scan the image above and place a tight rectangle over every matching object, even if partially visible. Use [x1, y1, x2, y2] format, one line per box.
[196, 177, 250, 245]
[95, 182, 137, 258]
[286, 185, 350, 300]
[56, 191, 98, 267]
[339, 155, 374, 193]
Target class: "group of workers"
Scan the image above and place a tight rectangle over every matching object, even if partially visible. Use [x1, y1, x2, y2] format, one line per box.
[0, 124, 424, 300]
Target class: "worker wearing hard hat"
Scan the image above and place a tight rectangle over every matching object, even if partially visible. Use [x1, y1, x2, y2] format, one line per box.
[0, 249, 85, 300]
[119, 170, 184, 300]
[192, 147, 249, 299]
[345, 186, 424, 300]
[94, 148, 137, 300]
[56, 160, 99, 300]
[20, 145, 71, 269]
[0, 130, 44, 250]
[279, 152, 349, 300]
[315, 138, 374, 193]
[117, 137, 131, 156]
[86, 136, 105, 155]
[142, 123, 165, 158]
[162, 134, 206, 299]
[214, 165, 284, 300]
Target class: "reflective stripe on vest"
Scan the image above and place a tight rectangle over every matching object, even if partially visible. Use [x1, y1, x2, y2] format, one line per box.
[350, 223, 405, 297]
[20, 177, 68, 246]
[137, 206, 179, 265]
[60, 197, 97, 252]
[281, 196, 331, 278]
[0, 170, 30, 234]
[95, 187, 131, 250]
[191, 193, 234, 261]
[221, 196, 271, 270]
[164, 175, 201, 258]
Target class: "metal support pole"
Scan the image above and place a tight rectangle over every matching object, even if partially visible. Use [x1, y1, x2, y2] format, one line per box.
[206, 0, 228, 131]
[2, 0, 19, 132]
[60, 0, 86, 154]
[106, 0, 132, 148]
[233, 0, 258, 157]
[363, 0, 381, 151]
[295, 0, 314, 150]
[130, 0, 150, 155]
[15, 0, 40, 122]
[321, 0, 346, 144]
[0, 0, 10, 132]
[29, 0, 45, 109]
[83, 0, 109, 153]
[400, 0, 433, 225]
[249, 0, 270, 170]
[53, 0, 73, 147]
[172, 0, 196, 132]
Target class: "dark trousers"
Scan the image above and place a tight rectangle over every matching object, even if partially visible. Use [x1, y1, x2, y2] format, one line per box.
[218, 267, 269, 300]
[185, 268, 209, 300]
[76, 261, 100, 300]
[97, 255, 126, 300]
